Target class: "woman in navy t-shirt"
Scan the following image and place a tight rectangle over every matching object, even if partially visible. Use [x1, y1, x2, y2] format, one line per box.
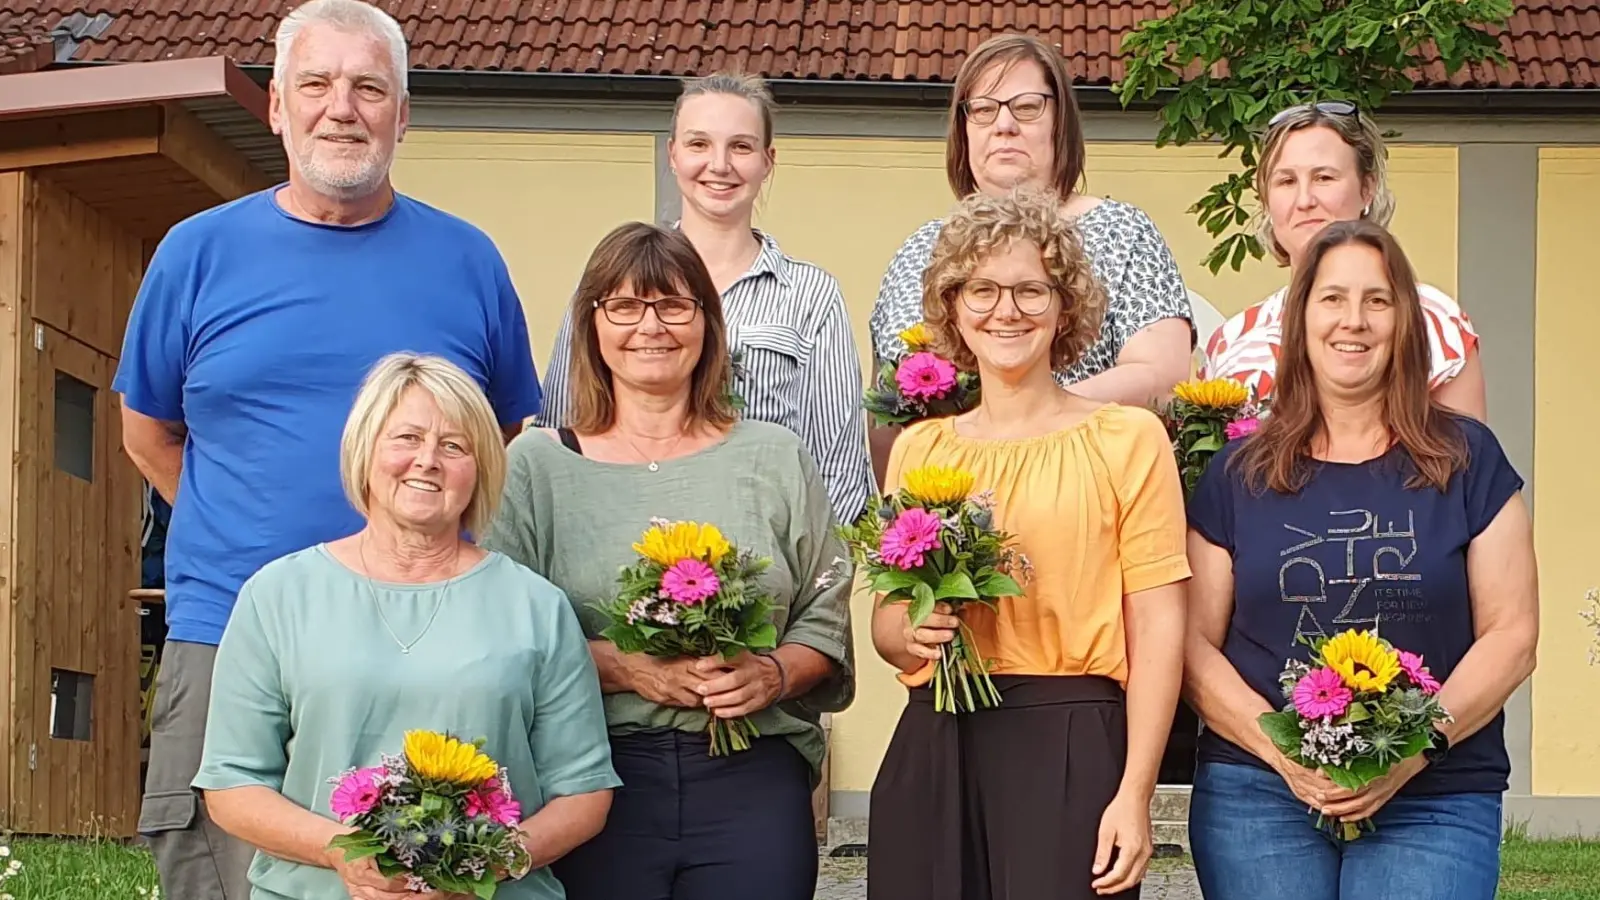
[1183, 219, 1538, 900]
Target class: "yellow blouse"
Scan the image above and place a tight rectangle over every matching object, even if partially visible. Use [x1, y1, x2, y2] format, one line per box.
[884, 404, 1191, 687]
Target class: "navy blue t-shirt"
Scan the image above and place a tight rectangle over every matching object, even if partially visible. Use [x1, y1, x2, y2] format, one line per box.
[1187, 415, 1523, 796]
[113, 188, 543, 646]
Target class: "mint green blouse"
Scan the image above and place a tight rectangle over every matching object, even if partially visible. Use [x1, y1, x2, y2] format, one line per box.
[193, 546, 620, 900]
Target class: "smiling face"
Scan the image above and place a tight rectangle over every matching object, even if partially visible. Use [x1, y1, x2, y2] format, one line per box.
[269, 21, 408, 200]
[594, 280, 706, 399]
[954, 239, 1061, 379]
[1265, 125, 1372, 267]
[367, 386, 477, 534]
[964, 59, 1056, 197]
[669, 92, 773, 222]
[1303, 242, 1397, 402]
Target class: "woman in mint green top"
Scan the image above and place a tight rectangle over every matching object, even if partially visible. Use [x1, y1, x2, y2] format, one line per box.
[193, 353, 620, 900]
[483, 222, 855, 900]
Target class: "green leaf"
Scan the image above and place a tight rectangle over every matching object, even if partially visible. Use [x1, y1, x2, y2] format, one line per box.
[1324, 764, 1369, 791]
[872, 569, 922, 595]
[1338, 702, 1372, 724]
[934, 571, 980, 601]
[975, 573, 1023, 597]
[1256, 710, 1304, 753]
[746, 621, 779, 651]
[908, 581, 936, 626]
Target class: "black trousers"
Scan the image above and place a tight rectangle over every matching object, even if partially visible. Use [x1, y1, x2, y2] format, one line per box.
[552, 730, 818, 900]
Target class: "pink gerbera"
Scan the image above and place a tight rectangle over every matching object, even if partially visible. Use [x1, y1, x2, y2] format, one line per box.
[895, 352, 958, 401]
[464, 776, 523, 827]
[1293, 667, 1353, 719]
[329, 766, 386, 821]
[1225, 417, 1260, 441]
[879, 508, 943, 570]
[1397, 651, 1442, 695]
[660, 559, 720, 605]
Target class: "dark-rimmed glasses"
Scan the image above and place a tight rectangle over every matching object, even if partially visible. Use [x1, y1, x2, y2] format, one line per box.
[594, 295, 701, 326]
[959, 279, 1056, 315]
[962, 92, 1053, 126]
[1268, 100, 1358, 128]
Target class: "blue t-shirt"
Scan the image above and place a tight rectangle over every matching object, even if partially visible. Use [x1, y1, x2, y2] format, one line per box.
[1187, 415, 1523, 796]
[113, 188, 542, 646]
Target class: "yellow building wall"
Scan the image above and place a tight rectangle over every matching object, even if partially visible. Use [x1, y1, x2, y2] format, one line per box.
[390, 131, 658, 365]
[1532, 148, 1600, 796]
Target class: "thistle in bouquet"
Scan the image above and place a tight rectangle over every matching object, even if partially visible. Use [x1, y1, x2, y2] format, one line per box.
[1157, 377, 1263, 497]
[591, 519, 779, 756]
[1256, 629, 1453, 841]
[864, 325, 981, 427]
[837, 465, 1029, 713]
[325, 731, 532, 899]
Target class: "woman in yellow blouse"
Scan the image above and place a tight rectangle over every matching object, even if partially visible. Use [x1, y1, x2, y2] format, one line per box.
[867, 188, 1190, 900]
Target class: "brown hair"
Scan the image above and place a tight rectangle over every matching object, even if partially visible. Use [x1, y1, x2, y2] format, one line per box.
[922, 187, 1105, 373]
[1231, 219, 1466, 494]
[946, 34, 1086, 200]
[1254, 104, 1395, 266]
[566, 223, 738, 434]
[670, 71, 775, 148]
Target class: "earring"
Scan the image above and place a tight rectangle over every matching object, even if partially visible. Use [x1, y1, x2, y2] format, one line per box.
[1362, 204, 1371, 217]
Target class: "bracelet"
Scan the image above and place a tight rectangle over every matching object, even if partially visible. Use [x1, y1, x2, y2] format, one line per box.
[764, 652, 789, 702]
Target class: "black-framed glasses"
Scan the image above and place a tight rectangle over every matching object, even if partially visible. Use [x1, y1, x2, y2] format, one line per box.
[962, 92, 1053, 126]
[1268, 100, 1358, 127]
[959, 279, 1056, 315]
[594, 295, 701, 326]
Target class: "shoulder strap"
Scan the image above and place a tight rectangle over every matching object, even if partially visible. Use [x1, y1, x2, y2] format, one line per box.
[556, 427, 583, 456]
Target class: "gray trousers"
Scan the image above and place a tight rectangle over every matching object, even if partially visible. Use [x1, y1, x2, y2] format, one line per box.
[139, 640, 256, 900]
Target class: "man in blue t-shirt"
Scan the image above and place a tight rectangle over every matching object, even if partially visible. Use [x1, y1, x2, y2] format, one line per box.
[113, 3, 541, 897]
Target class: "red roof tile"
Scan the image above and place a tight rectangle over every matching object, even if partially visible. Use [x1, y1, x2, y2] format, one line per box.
[0, 20, 54, 76]
[1, 1, 1596, 89]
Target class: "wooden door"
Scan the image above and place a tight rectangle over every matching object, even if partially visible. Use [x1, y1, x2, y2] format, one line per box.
[9, 321, 142, 836]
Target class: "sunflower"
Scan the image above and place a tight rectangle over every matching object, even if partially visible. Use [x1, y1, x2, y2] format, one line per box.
[901, 465, 975, 505]
[1172, 378, 1250, 410]
[1322, 630, 1401, 694]
[633, 520, 731, 566]
[403, 731, 499, 786]
[898, 323, 933, 351]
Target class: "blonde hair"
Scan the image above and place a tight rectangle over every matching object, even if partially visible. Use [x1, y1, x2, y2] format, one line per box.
[340, 353, 507, 537]
[922, 187, 1105, 373]
[671, 71, 775, 147]
[1254, 104, 1395, 265]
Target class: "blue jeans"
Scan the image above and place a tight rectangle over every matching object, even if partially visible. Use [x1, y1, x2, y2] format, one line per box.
[1189, 761, 1502, 900]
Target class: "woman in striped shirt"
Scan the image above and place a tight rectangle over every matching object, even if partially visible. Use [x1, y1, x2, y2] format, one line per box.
[538, 72, 874, 525]
[1200, 102, 1486, 420]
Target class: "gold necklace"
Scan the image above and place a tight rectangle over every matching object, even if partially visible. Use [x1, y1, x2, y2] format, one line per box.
[358, 536, 456, 655]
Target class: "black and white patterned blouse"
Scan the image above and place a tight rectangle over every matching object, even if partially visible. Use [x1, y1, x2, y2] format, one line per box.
[536, 229, 875, 524]
[867, 199, 1194, 382]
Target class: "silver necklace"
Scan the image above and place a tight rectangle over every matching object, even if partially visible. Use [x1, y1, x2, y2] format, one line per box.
[359, 536, 454, 655]
[618, 427, 688, 472]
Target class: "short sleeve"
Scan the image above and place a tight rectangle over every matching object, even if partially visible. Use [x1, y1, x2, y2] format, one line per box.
[1109, 409, 1192, 593]
[1419, 285, 1481, 388]
[528, 586, 621, 799]
[485, 258, 543, 426]
[1460, 418, 1523, 538]
[867, 222, 940, 364]
[112, 234, 193, 422]
[192, 581, 291, 793]
[1104, 207, 1194, 349]
[1187, 441, 1240, 553]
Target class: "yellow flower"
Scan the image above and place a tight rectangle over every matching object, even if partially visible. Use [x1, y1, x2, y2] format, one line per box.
[1172, 378, 1250, 409]
[1322, 630, 1401, 694]
[403, 731, 499, 786]
[633, 520, 731, 566]
[901, 465, 975, 504]
[898, 323, 932, 350]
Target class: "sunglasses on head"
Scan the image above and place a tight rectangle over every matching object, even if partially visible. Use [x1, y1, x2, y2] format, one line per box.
[1268, 100, 1358, 128]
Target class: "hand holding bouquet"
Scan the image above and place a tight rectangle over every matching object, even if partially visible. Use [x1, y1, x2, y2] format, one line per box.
[591, 519, 778, 755]
[837, 465, 1028, 713]
[864, 325, 981, 427]
[326, 731, 531, 898]
[1157, 377, 1262, 497]
[1257, 629, 1452, 840]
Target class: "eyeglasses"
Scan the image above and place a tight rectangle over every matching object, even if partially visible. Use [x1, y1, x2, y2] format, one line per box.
[594, 295, 701, 326]
[962, 92, 1053, 126]
[959, 279, 1056, 315]
[1268, 100, 1358, 128]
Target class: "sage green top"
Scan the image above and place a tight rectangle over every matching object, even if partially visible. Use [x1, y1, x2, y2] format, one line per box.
[482, 419, 856, 780]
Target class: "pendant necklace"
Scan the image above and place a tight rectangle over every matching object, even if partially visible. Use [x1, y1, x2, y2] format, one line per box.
[619, 426, 688, 473]
[359, 535, 455, 655]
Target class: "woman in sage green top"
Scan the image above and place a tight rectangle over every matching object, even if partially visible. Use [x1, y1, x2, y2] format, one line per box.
[483, 222, 855, 900]
[194, 353, 620, 900]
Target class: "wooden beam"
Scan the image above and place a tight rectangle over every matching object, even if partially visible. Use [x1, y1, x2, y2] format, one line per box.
[0, 108, 161, 172]
[0, 172, 25, 826]
[159, 103, 274, 201]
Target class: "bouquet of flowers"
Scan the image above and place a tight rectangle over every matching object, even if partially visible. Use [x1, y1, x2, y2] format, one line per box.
[837, 465, 1028, 713]
[864, 324, 981, 427]
[591, 519, 778, 755]
[1257, 629, 1452, 840]
[1157, 377, 1263, 497]
[326, 730, 531, 898]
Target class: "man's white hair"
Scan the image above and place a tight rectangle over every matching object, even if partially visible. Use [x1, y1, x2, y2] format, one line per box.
[273, 0, 410, 95]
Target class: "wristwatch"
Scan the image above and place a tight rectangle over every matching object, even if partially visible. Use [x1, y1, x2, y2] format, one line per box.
[1423, 733, 1451, 765]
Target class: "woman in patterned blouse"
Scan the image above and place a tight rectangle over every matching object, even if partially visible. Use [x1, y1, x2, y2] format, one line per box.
[866, 33, 1195, 481]
[1200, 102, 1487, 420]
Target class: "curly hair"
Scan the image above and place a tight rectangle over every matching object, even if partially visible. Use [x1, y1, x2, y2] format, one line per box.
[921, 188, 1105, 374]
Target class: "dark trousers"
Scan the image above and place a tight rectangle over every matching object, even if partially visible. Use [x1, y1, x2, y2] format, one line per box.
[552, 730, 818, 900]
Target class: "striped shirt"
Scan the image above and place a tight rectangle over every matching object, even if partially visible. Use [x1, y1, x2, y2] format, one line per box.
[535, 229, 874, 525]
